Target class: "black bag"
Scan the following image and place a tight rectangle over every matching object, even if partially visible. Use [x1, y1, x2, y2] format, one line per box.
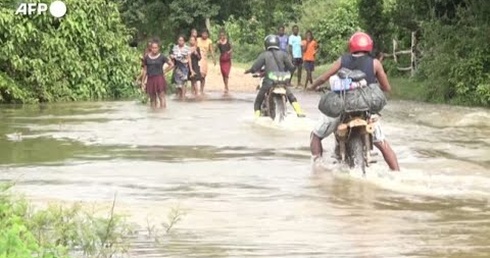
[318, 91, 344, 117]
[362, 83, 387, 113]
[318, 71, 387, 117]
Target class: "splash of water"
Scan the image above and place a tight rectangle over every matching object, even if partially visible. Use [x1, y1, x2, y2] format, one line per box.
[251, 112, 316, 132]
[313, 157, 490, 199]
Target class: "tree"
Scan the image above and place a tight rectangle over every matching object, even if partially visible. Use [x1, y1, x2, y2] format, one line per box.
[0, 0, 139, 103]
[357, 0, 386, 52]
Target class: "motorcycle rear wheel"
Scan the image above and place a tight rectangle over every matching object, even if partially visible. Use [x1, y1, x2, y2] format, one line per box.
[271, 94, 286, 122]
[346, 131, 367, 174]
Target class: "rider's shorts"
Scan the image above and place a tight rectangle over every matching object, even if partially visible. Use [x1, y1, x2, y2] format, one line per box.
[311, 115, 385, 143]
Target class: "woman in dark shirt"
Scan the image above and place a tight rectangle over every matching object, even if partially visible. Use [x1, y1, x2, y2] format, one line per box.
[217, 30, 232, 94]
[143, 40, 174, 109]
[188, 36, 202, 96]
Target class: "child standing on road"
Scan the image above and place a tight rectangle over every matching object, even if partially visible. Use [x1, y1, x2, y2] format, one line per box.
[288, 25, 303, 87]
[302, 30, 318, 88]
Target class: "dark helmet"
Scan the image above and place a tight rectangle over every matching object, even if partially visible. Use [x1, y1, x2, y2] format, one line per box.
[264, 34, 280, 50]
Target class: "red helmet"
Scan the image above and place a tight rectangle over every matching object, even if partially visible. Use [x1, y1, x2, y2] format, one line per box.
[348, 32, 373, 53]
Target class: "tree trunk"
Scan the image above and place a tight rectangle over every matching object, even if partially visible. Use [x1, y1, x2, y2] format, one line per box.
[205, 18, 211, 32]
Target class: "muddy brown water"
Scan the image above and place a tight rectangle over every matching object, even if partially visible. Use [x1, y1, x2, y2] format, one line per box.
[1, 91, 490, 257]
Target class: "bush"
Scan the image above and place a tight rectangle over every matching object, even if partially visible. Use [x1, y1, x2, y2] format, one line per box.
[414, 3, 490, 106]
[0, 0, 140, 104]
[306, 0, 361, 64]
[0, 183, 134, 257]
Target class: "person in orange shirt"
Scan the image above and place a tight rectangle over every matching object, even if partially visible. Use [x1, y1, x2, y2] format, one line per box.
[301, 30, 319, 88]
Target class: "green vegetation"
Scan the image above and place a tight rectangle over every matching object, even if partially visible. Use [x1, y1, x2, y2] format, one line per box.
[0, 0, 139, 104]
[0, 183, 133, 257]
[0, 182, 186, 257]
[120, 0, 488, 106]
[0, 0, 488, 106]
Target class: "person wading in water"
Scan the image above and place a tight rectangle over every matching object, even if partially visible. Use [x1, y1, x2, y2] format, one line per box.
[142, 40, 174, 109]
[188, 36, 202, 96]
[171, 35, 194, 100]
[217, 30, 232, 94]
[197, 29, 216, 95]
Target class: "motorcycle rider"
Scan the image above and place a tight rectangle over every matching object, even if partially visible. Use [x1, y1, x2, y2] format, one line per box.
[245, 35, 306, 118]
[308, 32, 400, 171]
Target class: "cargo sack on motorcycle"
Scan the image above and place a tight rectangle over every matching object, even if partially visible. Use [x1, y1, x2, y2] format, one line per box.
[318, 77, 387, 117]
[318, 91, 344, 117]
[267, 71, 291, 84]
[363, 83, 387, 113]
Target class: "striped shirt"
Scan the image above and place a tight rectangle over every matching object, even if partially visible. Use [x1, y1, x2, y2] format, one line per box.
[172, 44, 191, 63]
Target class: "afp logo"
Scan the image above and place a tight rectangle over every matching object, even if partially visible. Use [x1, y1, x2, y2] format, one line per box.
[15, 1, 67, 18]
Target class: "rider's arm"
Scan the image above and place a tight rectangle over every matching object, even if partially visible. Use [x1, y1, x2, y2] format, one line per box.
[374, 59, 391, 92]
[247, 53, 266, 73]
[283, 53, 295, 73]
[309, 58, 341, 90]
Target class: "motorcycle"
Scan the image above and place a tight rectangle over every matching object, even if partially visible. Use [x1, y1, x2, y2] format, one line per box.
[318, 70, 379, 174]
[252, 71, 291, 122]
[335, 110, 377, 174]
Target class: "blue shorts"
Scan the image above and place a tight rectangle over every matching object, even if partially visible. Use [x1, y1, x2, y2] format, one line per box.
[304, 61, 315, 71]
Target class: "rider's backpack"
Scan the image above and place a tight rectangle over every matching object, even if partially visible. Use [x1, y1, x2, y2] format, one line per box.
[318, 69, 387, 117]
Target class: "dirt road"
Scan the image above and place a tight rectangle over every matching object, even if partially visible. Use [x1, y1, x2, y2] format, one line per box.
[202, 62, 257, 93]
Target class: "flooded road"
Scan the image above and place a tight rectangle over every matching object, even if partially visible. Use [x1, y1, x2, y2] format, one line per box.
[1, 91, 490, 257]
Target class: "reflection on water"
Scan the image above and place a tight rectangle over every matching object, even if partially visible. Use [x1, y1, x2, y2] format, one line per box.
[1, 92, 490, 257]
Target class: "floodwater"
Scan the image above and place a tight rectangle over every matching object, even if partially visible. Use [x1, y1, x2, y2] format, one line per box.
[1, 91, 490, 257]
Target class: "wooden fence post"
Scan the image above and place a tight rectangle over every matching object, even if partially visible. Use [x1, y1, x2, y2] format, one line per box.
[392, 39, 397, 63]
[380, 32, 417, 75]
[410, 31, 416, 77]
